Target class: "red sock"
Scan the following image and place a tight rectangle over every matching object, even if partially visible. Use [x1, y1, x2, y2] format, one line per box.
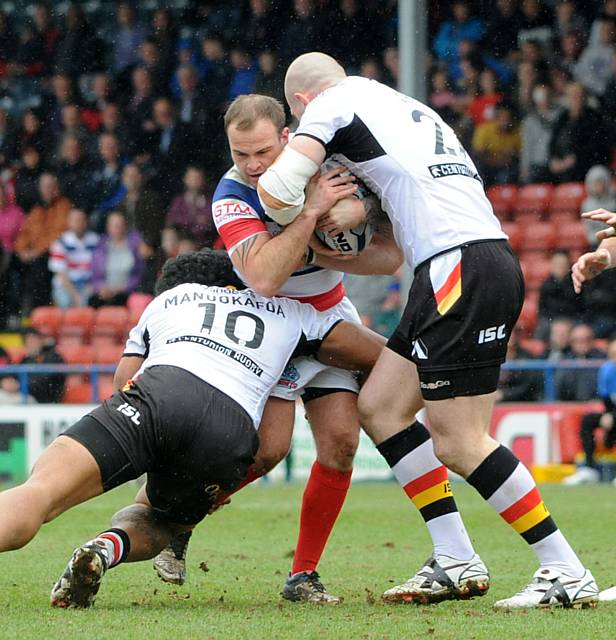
[215, 465, 261, 506]
[291, 461, 352, 575]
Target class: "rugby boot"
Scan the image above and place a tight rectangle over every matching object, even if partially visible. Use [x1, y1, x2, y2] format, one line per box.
[494, 567, 599, 610]
[50, 543, 109, 608]
[153, 531, 191, 585]
[382, 553, 490, 604]
[282, 571, 342, 604]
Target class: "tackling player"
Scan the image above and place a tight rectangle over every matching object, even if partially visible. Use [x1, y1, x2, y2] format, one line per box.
[0, 249, 383, 608]
[256, 52, 600, 610]
[153, 94, 402, 603]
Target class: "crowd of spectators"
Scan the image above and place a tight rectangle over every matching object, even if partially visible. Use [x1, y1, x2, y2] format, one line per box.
[1, 1, 616, 409]
[0, 0, 398, 330]
[428, 1, 616, 186]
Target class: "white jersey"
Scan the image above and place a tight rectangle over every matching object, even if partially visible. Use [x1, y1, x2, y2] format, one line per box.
[295, 76, 506, 268]
[123, 283, 338, 427]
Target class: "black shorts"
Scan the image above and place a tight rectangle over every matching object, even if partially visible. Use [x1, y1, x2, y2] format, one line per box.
[387, 240, 524, 400]
[63, 365, 259, 524]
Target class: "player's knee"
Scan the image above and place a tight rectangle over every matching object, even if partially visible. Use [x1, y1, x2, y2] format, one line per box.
[253, 444, 290, 476]
[357, 389, 381, 432]
[316, 429, 359, 471]
[431, 434, 466, 474]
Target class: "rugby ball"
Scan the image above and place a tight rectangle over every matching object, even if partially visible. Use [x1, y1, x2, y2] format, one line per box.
[315, 223, 374, 256]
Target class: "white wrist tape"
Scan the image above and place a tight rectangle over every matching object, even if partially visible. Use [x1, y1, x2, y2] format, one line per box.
[258, 146, 319, 226]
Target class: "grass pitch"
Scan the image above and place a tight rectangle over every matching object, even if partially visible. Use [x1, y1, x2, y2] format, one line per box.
[1, 482, 615, 639]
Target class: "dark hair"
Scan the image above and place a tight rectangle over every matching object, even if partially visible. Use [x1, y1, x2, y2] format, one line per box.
[155, 249, 244, 295]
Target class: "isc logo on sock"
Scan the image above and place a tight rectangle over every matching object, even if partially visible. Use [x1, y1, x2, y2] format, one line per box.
[116, 402, 141, 425]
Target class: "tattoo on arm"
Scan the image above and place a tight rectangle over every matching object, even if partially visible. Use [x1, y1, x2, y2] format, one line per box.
[234, 235, 260, 274]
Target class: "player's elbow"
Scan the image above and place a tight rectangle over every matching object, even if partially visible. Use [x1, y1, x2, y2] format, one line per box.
[248, 276, 280, 299]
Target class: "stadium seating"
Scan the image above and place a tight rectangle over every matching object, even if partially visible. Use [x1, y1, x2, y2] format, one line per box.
[549, 182, 586, 216]
[93, 344, 125, 364]
[556, 220, 589, 253]
[500, 221, 521, 252]
[517, 291, 539, 335]
[519, 221, 557, 251]
[514, 183, 554, 220]
[487, 184, 518, 220]
[92, 306, 129, 341]
[60, 307, 96, 341]
[57, 344, 94, 365]
[519, 253, 551, 290]
[30, 307, 63, 339]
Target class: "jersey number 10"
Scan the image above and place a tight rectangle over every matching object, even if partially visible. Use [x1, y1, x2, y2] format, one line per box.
[199, 302, 265, 349]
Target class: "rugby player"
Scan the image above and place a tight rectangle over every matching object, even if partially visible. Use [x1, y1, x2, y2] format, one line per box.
[0, 249, 383, 608]
[255, 52, 600, 610]
[153, 94, 402, 603]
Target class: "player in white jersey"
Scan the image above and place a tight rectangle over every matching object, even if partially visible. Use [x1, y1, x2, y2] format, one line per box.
[0, 250, 382, 608]
[256, 52, 599, 610]
[153, 94, 401, 602]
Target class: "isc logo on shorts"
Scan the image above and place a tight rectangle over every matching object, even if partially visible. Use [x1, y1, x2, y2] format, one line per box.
[477, 324, 506, 345]
[116, 402, 141, 425]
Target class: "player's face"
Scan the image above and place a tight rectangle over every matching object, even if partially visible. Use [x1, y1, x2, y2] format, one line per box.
[227, 119, 288, 186]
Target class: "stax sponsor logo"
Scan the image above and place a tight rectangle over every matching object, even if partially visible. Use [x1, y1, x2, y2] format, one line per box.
[116, 402, 141, 425]
[213, 199, 257, 224]
[420, 379, 451, 390]
[277, 363, 300, 389]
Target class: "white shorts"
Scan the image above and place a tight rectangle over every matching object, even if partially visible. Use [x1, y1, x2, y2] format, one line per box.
[271, 296, 361, 401]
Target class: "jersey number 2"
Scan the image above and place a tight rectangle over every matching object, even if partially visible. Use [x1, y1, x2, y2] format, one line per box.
[199, 302, 265, 349]
[412, 109, 467, 158]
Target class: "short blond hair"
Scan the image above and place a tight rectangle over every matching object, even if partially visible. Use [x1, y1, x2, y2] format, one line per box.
[224, 94, 285, 133]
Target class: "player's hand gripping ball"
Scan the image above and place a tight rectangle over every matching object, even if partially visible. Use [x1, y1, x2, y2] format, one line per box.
[314, 159, 375, 256]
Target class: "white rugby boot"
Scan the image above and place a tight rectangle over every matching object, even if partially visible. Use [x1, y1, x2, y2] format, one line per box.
[599, 585, 616, 602]
[382, 554, 490, 604]
[494, 567, 599, 610]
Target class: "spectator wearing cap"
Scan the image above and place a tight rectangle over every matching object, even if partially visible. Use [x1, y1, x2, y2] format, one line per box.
[18, 327, 65, 403]
[48, 208, 98, 308]
[581, 165, 616, 248]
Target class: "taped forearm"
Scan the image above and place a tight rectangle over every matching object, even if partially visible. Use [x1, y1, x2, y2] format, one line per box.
[257, 146, 319, 225]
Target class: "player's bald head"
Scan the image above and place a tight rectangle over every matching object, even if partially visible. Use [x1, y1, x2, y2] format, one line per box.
[284, 52, 346, 118]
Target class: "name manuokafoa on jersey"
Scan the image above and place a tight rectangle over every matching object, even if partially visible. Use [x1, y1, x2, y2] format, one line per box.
[294, 76, 507, 269]
[123, 283, 338, 427]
